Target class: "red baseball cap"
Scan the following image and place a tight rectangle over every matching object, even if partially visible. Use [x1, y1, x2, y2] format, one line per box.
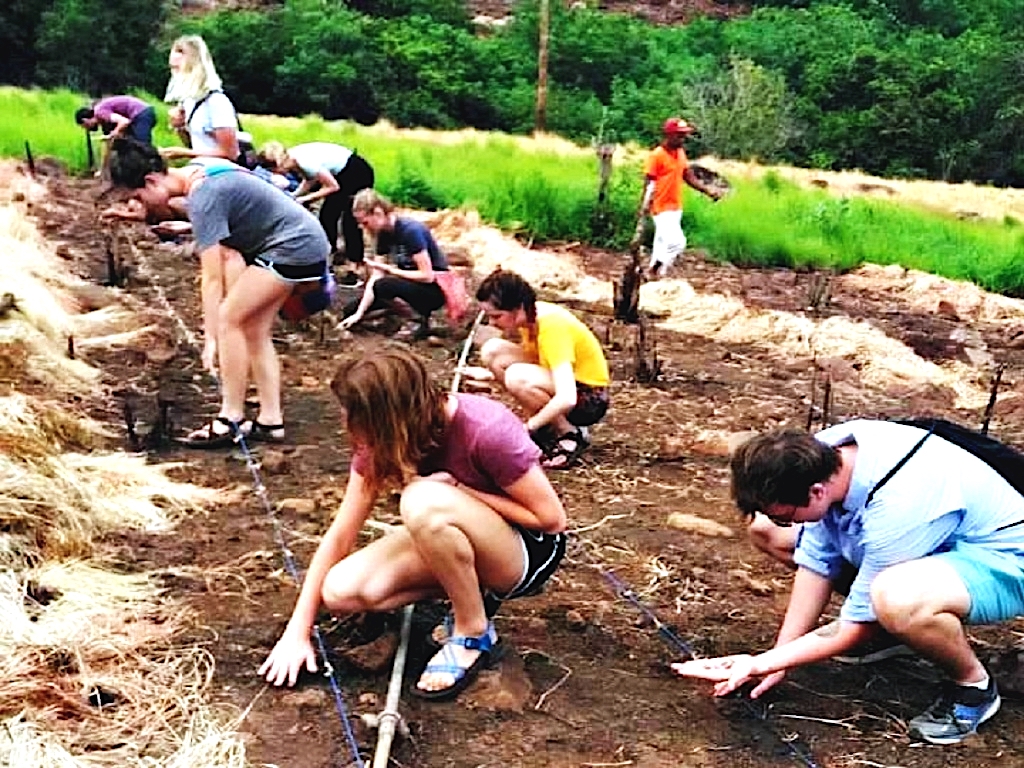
[663, 117, 694, 135]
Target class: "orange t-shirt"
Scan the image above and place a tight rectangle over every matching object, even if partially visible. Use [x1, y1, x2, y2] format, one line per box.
[644, 145, 689, 215]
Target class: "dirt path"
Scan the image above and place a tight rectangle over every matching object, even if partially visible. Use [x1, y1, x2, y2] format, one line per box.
[25, 168, 1024, 768]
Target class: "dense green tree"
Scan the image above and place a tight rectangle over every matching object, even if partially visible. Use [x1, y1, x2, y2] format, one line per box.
[0, 0, 50, 86]
[682, 57, 797, 162]
[34, 0, 165, 94]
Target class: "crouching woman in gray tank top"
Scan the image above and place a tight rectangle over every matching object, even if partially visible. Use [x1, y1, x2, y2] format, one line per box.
[259, 348, 567, 700]
[107, 139, 330, 447]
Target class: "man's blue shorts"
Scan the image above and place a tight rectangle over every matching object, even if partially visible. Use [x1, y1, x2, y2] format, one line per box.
[936, 540, 1024, 625]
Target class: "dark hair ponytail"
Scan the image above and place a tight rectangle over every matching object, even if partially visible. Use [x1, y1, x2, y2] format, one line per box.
[475, 268, 537, 327]
[108, 138, 166, 189]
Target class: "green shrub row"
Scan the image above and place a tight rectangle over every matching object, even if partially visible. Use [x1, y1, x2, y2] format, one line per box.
[3, 87, 1023, 297]
[3, 1, 1023, 185]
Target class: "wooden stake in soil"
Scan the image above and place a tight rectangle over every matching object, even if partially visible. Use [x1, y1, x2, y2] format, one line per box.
[0, 293, 15, 319]
[981, 362, 1006, 435]
[85, 129, 95, 171]
[24, 141, 35, 176]
[613, 213, 646, 324]
[633, 315, 661, 384]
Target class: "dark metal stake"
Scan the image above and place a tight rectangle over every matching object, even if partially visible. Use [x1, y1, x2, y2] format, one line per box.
[981, 362, 1006, 435]
[806, 362, 819, 432]
[821, 368, 833, 428]
[123, 399, 140, 451]
[85, 129, 95, 171]
[67, 335, 75, 360]
[25, 141, 35, 175]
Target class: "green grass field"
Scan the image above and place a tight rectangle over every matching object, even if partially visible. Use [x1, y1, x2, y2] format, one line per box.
[5, 87, 1023, 296]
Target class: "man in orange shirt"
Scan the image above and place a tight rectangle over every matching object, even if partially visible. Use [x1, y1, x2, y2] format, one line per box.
[639, 117, 723, 278]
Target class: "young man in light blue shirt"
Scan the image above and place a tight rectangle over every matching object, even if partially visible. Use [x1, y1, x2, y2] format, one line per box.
[673, 419, 1024, 745]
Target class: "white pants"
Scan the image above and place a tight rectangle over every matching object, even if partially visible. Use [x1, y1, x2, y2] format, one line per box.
[649, 209, 687, 273]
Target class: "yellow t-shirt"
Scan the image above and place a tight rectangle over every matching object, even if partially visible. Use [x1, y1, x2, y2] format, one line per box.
[519, 302, 610, 387]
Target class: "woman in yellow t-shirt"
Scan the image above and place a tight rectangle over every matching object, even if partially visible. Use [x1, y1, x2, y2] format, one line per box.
[475, 269, 610, 469]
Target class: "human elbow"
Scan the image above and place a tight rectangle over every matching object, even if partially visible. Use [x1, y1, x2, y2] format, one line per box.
[537, 501, 567, 534]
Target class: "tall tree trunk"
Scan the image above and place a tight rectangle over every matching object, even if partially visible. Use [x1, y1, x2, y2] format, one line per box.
[535, 0, 549, 134]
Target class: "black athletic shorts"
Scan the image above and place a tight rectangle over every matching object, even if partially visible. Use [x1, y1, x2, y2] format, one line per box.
[567, 382, 609, 427]
[252, 255, 328, 282]
[495, 525, 566, 600]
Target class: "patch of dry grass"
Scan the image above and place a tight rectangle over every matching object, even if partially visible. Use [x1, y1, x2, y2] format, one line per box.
[701, 157, 1024, 223]
[0, 163, 252, 766]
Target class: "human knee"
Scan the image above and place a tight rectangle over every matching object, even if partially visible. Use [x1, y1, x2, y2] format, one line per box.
[503, 363, 545, 399]
[399, 480, 453, 536]
[871, 568, 928, 632]
[321, 564, 375, 613]
[479, 337, 509, 373]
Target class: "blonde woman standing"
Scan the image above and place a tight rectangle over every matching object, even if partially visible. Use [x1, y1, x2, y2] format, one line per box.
[161, 35, 245, 163]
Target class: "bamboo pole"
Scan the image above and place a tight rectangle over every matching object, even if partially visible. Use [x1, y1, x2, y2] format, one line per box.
[370, 310, 488, 768]
[371, 605, 414, 768]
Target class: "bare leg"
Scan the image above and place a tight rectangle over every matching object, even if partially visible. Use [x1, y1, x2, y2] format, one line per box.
[479, 337, 529, 380]
[217, 266, 292, 422]
[402, 480, 524, 692]
[871, 558, 984, 684]
[503, 362, 573, 435]
[317, 479, 525, 695]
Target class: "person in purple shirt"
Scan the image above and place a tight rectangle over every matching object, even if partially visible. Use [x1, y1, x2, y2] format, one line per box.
[260, 348, 567, 700]
[75, 95, 157, 144]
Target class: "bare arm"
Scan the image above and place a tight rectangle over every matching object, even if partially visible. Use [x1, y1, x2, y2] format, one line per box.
[339, 273, 382, 329]
[683, 166, 723, 201]
[639, 176, 655, 214]
[524, 361, 577, 433]
[281, 469, 376, 638]
[457, 465, 566, 533]
[364, 249, 436, 284]
[673, 567, 877, 697]
[295, 169, 339, 205]
[261, 469, 377, 685]
[105, 112, 133, 139]
[198, 244, 228, 345]
[161, 127, 239, 161]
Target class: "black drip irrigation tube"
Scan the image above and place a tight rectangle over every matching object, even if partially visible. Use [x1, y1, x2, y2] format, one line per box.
[120, 236, 365, 766]
[594, 562, 821, 768]
[227, 420, 366, 768]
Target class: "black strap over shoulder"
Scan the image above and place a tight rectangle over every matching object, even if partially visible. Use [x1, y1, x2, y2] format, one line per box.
[898, 418, 1024, 498]
[864, 422, 935, 506]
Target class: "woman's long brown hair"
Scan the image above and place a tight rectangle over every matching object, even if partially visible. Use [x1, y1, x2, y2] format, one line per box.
[330, 347, 448, 490]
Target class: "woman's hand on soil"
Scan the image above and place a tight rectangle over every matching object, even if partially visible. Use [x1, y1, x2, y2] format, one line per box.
[457, 365, 494, 382]
[671, 654, 762, 696]
[339, 314, 362, 330]
[259, 634, 318, 687]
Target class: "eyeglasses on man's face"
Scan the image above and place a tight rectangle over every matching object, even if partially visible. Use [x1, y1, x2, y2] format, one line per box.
[763, 504, 799, 527]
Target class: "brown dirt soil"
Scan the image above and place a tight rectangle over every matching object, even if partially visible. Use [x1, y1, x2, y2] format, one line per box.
[19, 164, 1024, 768]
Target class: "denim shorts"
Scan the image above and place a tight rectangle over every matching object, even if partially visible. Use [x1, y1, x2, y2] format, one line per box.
[252, 255, 327, 283]
[936, 540, 1024, 625]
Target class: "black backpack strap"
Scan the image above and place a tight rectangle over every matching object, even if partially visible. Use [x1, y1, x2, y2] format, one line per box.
[187, 90, 220, 127]
[864, 422, 936, 507]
